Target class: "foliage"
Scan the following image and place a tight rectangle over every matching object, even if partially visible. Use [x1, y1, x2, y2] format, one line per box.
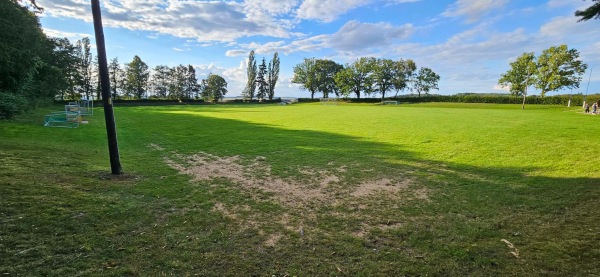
[575, 0, 600, 21]
[201, 73, 227, 102]
[314, 59, 343, 98]
[413, 67, 440, 97]
[255, 58, 268, 101]
[291, 58, 319, 99]
[535, 45, 587, 97]
[391, 59, 416, 97]
[335, 57, 376, 99]
[498, 52, 536, 97]
[123, 55, 150, 99]
[267, 52, 280, 100]
[0, 0, 74, 118]
[108, 57, 122, 99]
[74, 37, 93, 100]
[0, 92, 28, 119]
[372, 58, 396, 99]
[243, 50, 257, 101]
[184, 65, 200, 99]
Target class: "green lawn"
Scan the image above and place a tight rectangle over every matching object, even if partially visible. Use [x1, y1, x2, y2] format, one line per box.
[1, 102, 599, 276]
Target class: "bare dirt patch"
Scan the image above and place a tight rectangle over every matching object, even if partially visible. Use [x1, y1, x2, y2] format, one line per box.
[162, 150, 429, 240]
[165, 151, 422, 207]
[264, 233, 283, 247]
[148, 143, 165, 151]
[351, 178, 410, 197]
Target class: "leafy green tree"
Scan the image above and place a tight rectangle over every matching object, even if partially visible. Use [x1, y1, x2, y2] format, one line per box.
[168, 65, 188, 100]
[108, 57, 122, 99]
[0, 0, 63, 118]
[243, 50, 257, 101]
[75, 37, 92, 100]
[184, 65, 200, 99]
[373, 59, 396, 99]
[150, 65, 169, 98]
[499, 52, 536, 97]
[334, 57, 376, 99]
[391, 59, 416, 97]
[315, 59, 343, 98]
[0, 0, 47, 94]
[575, 0, 600, 21]
[534, 45, 587, 97]
[49, 37, 79, 101]
[413, 67, 440, 97]
[256, 58, 268, 101]
[291, 58, 318, 99]
[201, 74, 227, 102]
[267, 52, 280, 100]
[123, 55, 149, 99]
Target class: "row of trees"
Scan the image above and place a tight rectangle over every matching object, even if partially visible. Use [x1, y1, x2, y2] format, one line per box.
[498, 45, 588, 106]
[243, 51, 280, 101]
[106, 56, 229, 102]
[290, 57, 440, 99]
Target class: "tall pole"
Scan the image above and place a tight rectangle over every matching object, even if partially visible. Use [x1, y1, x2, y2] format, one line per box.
[91, 0, 122, 175]
[522, 66, 529, 110]
[584, 68, 592, 106]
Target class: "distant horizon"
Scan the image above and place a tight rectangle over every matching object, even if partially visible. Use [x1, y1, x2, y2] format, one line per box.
[37, 0, 600, 98]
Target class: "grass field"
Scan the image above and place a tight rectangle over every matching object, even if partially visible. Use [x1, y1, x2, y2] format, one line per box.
[1, 102, 599, 276]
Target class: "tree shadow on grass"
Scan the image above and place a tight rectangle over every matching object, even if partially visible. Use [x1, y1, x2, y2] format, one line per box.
[114, 107, 600, 273]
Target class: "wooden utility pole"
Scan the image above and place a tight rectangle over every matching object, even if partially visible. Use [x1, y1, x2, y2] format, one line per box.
[91, 0, 122, 175]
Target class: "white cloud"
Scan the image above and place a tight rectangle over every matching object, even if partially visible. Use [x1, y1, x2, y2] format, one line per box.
[330, 21, 413, 51]
[43, 27, 91, 40]
[296, 0, 371, 22]
[37, 0, 293, 43]
[231, 20, 413, 56]
[226, 50, 249, 57]
[443, 0, 509, 23]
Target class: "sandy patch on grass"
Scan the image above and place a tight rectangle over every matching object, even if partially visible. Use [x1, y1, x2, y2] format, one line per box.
[163, 150, 429, 241]
[165, 151, 420, 207]
[165, 153, 331, 206]
[148, 143, 165, 151]
[264, 233, 283, 247]
[351, 178, 410, 197]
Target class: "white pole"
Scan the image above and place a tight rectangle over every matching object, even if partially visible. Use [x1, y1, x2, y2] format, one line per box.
[584, 68, 592, 107]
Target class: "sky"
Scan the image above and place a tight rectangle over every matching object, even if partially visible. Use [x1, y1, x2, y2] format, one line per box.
[36, 0, 600, 98]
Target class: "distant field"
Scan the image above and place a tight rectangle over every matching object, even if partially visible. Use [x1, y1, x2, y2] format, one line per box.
[1, 102, 599, 275]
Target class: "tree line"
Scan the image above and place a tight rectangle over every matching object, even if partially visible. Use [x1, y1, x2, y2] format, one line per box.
[290, 57, 440, 99]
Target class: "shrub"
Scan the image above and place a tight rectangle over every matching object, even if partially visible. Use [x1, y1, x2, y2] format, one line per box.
[0, 92, 28, 119]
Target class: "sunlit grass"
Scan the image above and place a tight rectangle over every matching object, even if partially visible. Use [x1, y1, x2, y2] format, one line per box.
[1, 102, 599, 275]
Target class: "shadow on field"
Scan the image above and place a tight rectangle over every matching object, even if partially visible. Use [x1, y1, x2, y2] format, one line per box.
[2, 106, 598, 276]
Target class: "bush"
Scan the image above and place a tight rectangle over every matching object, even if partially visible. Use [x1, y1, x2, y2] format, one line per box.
[0, 92, 28, 119]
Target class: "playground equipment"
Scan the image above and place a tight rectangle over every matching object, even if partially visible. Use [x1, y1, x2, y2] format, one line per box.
[43, 99, 93, 128]
[44, 104, 81, 128]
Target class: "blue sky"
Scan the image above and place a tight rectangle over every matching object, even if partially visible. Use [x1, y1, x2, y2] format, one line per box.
[37, 0, 600, 98]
